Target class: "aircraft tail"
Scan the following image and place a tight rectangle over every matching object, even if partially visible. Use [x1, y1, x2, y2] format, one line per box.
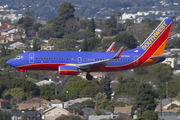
[134, 18, 172, 68]
[139, 18, 172, 57]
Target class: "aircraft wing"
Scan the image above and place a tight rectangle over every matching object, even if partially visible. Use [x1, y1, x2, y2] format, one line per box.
[77, 46, 124, 69]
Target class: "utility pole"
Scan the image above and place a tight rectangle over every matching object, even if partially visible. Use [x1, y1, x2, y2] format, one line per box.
[160, 98, 162, 116]
[166, 82, 168, 99]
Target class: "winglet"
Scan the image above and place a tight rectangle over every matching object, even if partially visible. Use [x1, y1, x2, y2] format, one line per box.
[113, 46, 124, 59]
[106, 41, 116, 52]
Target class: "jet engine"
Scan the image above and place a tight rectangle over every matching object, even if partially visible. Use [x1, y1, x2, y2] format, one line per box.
[58, 65, 79, 75]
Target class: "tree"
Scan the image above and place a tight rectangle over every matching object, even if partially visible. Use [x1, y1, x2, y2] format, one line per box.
[58, 2, 75, 20]
[33, 38, 41, 51]
[81, 37, 101, 51]
[123, 19, 134, 31]
[99, 76, 112, 99]
[21, 113, 29, 120]
[81, 38, 89, 51]
[1, 45, 6, 57]
[116, 11, 121, 20]
[2, 78, 40, 99]
[131, 84, 157, 116]
[114, 81, 138, 98]
[2, 87, 24, 100]
[87, 18, 95, 33]
[39, 84, 55, 100]
[63, 80, 98, 99]
[55, 115, 83, 120]
[64, 18, 80, 35]
[22, 7, 35, 37]
[112, 34, 138, 50]
[79, 19, 90, 29]
[80, 86, 103, 98]
[105, 15, 117, 29]
[140, 110, 158, 120]
[148, 63, 173, 83]
[78, 99, 95, 109]
[53, 2, 75, 38]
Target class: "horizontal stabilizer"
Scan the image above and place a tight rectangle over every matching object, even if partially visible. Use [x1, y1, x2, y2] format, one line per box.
[150, 55, 166, 59]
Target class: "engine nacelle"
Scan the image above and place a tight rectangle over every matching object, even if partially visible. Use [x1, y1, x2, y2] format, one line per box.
[58, 65, 79, 75]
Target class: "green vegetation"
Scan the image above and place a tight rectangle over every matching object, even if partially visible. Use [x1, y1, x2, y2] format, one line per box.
[0, 110, 11, 120]
[2, 2, 180, 119]
[55, 115, 84, 120]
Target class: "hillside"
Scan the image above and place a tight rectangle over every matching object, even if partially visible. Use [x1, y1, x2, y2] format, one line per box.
[1, 0, 180, 20]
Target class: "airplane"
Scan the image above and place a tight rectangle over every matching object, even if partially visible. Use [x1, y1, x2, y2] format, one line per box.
[6, 18, 172, 80]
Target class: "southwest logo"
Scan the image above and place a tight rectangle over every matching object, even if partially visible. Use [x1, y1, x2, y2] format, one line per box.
[142, 22, 167, 50]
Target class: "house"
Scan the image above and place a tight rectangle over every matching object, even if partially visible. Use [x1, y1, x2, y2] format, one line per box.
[89, 114, 119, 120]
[162, 57, 180, 74]
[0, 23, 14, 30]
[95, 28, 102, 38]
[163, 100, 180, 109]
[36, 79, 55, 86]
[41, 45, 54, 51]
[101, 36, 115, 41]
[17, 103, 40, 110]
[114, 106, 133, 116]
[0, 34, 14, 43]
[17, 97, 51, 111]
[158, 112, 178, 120]
[63, 97, 92, 108]
[7, 41, 26, 50]
[82, 107, 95, 118]
[78, 72, 105, 80]
[155, 99, 180, 112]
[168, 32, 180, 39]
[68, 103, 81, 108]
[2, 109, 40, 120]
[110, 80, 119, 90]
[99, 109, 112, 115]
[43, 106, 69, 120]
[51, 99, 63, 108]
[1, 26, 17, 36]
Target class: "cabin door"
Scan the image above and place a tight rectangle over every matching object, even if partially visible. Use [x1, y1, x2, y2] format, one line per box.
[134, 56, 138, 66]
[29, 53, 34, 63]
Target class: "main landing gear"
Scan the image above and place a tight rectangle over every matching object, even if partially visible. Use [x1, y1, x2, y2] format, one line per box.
[86, 72, 93, 80]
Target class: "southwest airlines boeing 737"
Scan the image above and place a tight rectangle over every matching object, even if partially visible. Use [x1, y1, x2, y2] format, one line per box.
[6, 18, 172, 80]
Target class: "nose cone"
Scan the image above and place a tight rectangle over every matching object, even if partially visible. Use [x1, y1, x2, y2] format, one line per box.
[6, 58, 15, 67]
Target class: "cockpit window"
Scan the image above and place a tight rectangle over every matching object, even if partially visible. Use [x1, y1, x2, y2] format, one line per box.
[15, 56, 23, 59]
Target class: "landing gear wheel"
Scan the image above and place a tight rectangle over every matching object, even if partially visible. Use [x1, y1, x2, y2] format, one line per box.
[86, 73, 93, 80]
